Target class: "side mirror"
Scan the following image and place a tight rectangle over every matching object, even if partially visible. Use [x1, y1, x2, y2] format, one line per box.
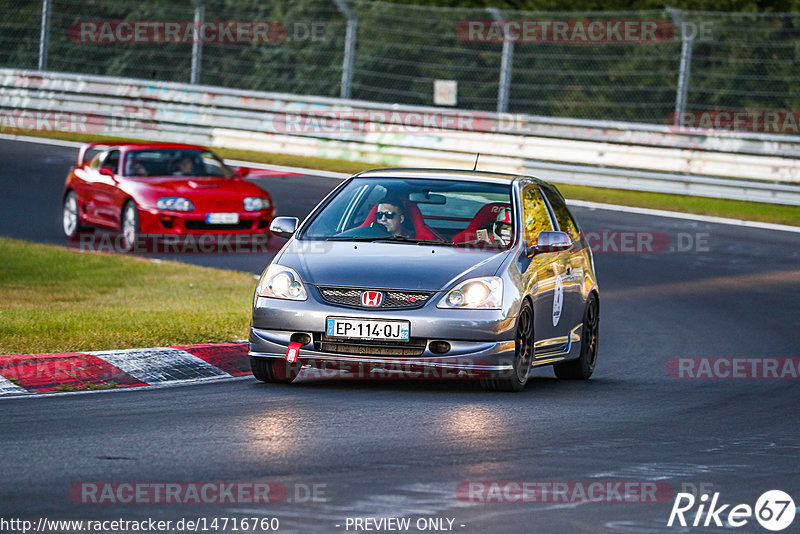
[98, 166, 115, 178]
[269, 216, 299, 239]
[531, 231, 571, 255]
[236, 167, 250, 178]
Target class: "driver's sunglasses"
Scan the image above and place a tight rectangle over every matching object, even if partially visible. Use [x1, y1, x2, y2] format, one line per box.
[376, 211, 397, 220]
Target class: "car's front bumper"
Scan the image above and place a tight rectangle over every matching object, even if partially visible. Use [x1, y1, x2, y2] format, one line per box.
[138, 208, 273, 234]
[249, 294, 517, 373]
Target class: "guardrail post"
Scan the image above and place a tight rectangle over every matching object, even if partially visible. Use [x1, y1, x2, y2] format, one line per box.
[38, 0, 51, 71]
[667, 7, 693, 126]
[488, 8, 513, 114]
[333, 0, 357, 99]
[191, 0, 204, 84]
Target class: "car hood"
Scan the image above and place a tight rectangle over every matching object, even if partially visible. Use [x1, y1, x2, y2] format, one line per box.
[132, 176, 257, 196]
[276, 240, 510, 291]
[124, 176, 265, 211]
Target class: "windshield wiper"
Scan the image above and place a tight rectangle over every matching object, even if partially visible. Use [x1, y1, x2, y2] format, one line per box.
[450, 239, 509, 249]
[324, 236, 388, 242]
[325, 235, 459, 246]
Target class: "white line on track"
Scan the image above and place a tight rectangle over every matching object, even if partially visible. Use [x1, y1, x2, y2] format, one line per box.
[568, 199, 800, 234]
[224, 158, 348, 180]
[2, 133, 798, 233]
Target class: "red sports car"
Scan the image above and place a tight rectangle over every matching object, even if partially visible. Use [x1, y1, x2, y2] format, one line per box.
[62, 142, 275, 248]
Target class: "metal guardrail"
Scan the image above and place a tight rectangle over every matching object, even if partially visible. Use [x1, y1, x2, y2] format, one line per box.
[1, 68, 799, 205]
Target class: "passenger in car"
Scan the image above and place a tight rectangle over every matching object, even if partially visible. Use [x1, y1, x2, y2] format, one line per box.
[173, 155, 195, 176]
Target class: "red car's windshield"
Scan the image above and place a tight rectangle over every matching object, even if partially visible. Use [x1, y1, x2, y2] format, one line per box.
[123, 149, 234, 178]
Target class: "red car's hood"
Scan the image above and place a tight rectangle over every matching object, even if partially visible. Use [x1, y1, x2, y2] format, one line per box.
[140, 176, 252, 194]
[127, 176, 266, 212]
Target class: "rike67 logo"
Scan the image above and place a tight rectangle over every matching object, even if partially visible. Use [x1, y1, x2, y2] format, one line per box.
[668, 490, 796, 531]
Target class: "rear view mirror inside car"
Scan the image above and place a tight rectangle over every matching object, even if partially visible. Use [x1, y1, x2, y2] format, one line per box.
[409, 191, 446, 204]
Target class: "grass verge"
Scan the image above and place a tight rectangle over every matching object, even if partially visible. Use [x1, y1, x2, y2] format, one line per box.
[4, 129, 799, 226]
[0, 236, 256, 355]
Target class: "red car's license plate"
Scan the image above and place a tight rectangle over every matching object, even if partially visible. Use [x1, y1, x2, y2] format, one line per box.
[206, 213, 239, 224]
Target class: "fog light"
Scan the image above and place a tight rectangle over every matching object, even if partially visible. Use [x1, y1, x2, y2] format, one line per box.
[429, 341, 451, 354]
[291, 333, 312, 345]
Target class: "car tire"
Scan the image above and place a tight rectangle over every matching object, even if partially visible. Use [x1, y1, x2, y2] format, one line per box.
[480, 300, 534, 392]
[554, 293, 599, 380]
[62, 191, 93, 238]
[120, 200, 139, 251]
[250, 357, 300, 384]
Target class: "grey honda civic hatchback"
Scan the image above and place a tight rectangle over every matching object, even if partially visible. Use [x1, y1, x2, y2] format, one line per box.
[250, 169, 599, 391]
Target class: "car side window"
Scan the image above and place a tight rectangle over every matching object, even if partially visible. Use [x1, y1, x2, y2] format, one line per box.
[101, 150, 120, 174]
[350, 184, 387, 227]
[542, 187, 580, 242]
[522, 185, 554, 245]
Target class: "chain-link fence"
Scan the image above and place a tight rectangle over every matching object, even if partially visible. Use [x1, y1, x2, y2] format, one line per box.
[2, 0, 799, 127]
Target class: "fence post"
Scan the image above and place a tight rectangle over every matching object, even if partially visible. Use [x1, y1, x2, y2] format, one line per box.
[667, 7, 693, 125]
[38, 0, 51, 71]
[333, 0, 357, 99]
[191, 0, 204, 84]
[487, 8, 513, 114]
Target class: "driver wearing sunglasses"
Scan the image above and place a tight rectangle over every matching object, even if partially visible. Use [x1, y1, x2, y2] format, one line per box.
[374, 198, 408, 237]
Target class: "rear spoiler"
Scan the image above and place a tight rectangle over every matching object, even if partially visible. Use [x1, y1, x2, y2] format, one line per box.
[76, 142, 128, 167]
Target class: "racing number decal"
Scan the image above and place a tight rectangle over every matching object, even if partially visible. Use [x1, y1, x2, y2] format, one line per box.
[553, 274, 564, 326]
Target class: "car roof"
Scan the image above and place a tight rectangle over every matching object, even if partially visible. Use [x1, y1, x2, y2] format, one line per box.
[119, 143, 209, 151]
[77, 142, 212, 165]
[352, 168, 549, 186]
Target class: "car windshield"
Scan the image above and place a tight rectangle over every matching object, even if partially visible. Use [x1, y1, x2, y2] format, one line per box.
[123, 149, 234, 178]
[301, 177, 515, 248]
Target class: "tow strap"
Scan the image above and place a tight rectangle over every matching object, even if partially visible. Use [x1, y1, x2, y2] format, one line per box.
[285, 341, 302, 363]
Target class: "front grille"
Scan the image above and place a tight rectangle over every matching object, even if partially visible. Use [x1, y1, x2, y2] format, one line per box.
[316, 334, 427, 357]
[317, 286, 434, 309]
[184, 220, 254, 231]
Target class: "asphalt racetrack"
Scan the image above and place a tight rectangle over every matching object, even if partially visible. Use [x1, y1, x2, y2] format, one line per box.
[1, 137, 799, 533]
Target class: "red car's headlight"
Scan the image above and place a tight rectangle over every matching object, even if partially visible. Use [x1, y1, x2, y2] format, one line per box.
[156, 197, 194, 211]
[244, 197, 271, 211]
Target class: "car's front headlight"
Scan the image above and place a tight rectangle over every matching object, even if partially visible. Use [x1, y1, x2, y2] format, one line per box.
[256, 264, 307, 301]
[437, 277, 502, 310]
[156, 197, 194, 211]
[244, 196, 271, 211]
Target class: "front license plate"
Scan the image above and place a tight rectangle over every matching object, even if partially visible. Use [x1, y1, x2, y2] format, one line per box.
[206, 212, 239, 224]
[326, 317, 410, 341]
